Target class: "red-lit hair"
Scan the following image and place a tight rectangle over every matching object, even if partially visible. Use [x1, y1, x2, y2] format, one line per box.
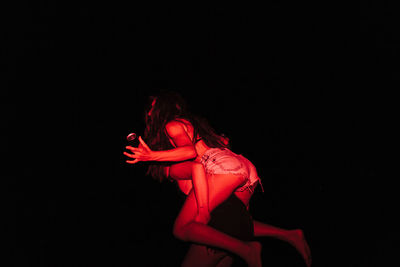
[144, 91, 228, 182]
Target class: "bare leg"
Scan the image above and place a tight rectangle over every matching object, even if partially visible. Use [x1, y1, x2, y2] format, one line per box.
[169, 161, 194, 180]
[191, 162, 210, 223]
[216, 255, 234, 267]
[234, 186, 311, 266]
[169, 162, 193, 195]
[171, 163, 309, 266]
[173, 174, 262, 267]
[253, 221, 312, 267]
[169, 161, 210, 222]
[181, 244, 230, 267]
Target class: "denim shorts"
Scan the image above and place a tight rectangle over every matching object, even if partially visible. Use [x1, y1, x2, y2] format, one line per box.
[200, 148, 262, 192]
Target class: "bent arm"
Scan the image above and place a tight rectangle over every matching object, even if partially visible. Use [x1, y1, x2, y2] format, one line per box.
[161, 120, 198, 158]
[153, 120, 197, 161]
[124, 121, 197, 164]
[151, 145, 197, 162]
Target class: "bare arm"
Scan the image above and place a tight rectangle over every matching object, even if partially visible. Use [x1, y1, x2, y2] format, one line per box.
[124, 120, 210, 222]
[124, 121, 197, 163]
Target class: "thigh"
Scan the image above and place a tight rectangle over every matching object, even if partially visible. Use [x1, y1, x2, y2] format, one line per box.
[169, 161, 194, 180]
[174, 174, 246, 229]
[181, 244, 230, 267]
[216, 255, 234, 267]
[207, 174, 247, 212]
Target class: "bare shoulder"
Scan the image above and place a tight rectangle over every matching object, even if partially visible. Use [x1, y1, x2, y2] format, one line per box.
[165, 120, 187, 137]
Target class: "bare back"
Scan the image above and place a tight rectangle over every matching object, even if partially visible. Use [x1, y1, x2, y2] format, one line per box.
[163, 118, 210, 193]
[167, 118, 211, 160]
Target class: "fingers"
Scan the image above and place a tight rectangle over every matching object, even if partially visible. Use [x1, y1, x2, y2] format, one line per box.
[138, 136, 151, 150]
[124, 149, 143, 164]
[126, 158, 140, 164]
[124, 150, 144, 158]
[124, 150, 140, 164]
[125, 146, 141, 152]
[123, 151, 137, 159]
[124, 138, 150, 165]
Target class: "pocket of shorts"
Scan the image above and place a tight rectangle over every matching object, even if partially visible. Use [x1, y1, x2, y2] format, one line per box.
[215, 155, 244, 173]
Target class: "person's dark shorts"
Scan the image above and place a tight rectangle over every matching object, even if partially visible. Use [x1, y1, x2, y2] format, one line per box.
[208, 194, 254, 242]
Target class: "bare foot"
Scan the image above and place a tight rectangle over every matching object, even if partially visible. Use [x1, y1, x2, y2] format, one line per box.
[288, 229, 312, 267]
[244, 241, 262, 267]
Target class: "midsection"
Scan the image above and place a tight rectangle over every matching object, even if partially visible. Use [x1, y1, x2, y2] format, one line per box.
[194, 141, 210, 160]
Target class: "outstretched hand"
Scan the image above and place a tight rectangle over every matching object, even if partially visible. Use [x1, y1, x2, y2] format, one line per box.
[124, 136, 154, 164]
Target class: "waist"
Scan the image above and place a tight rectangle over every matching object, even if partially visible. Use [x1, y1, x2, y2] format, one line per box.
[194, 142, 212, 160]
[201, 148, 230, 163]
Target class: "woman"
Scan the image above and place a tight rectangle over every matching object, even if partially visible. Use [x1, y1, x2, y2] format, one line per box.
[124, 91, 311, 267]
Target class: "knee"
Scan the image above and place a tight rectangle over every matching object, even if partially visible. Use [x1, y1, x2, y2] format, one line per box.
[172, 227, 187, 241]
[173, 221, 188, 241]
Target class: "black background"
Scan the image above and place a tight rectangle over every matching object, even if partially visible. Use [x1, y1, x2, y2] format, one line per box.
[3, 2, 397, 267]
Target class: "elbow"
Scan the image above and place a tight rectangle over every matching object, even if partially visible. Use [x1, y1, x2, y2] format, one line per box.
[190, 151, 198, 160]
[187, 146, 198, 160]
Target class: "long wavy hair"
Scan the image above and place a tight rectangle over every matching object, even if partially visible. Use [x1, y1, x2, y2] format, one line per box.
[143, 91, 228, 182]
